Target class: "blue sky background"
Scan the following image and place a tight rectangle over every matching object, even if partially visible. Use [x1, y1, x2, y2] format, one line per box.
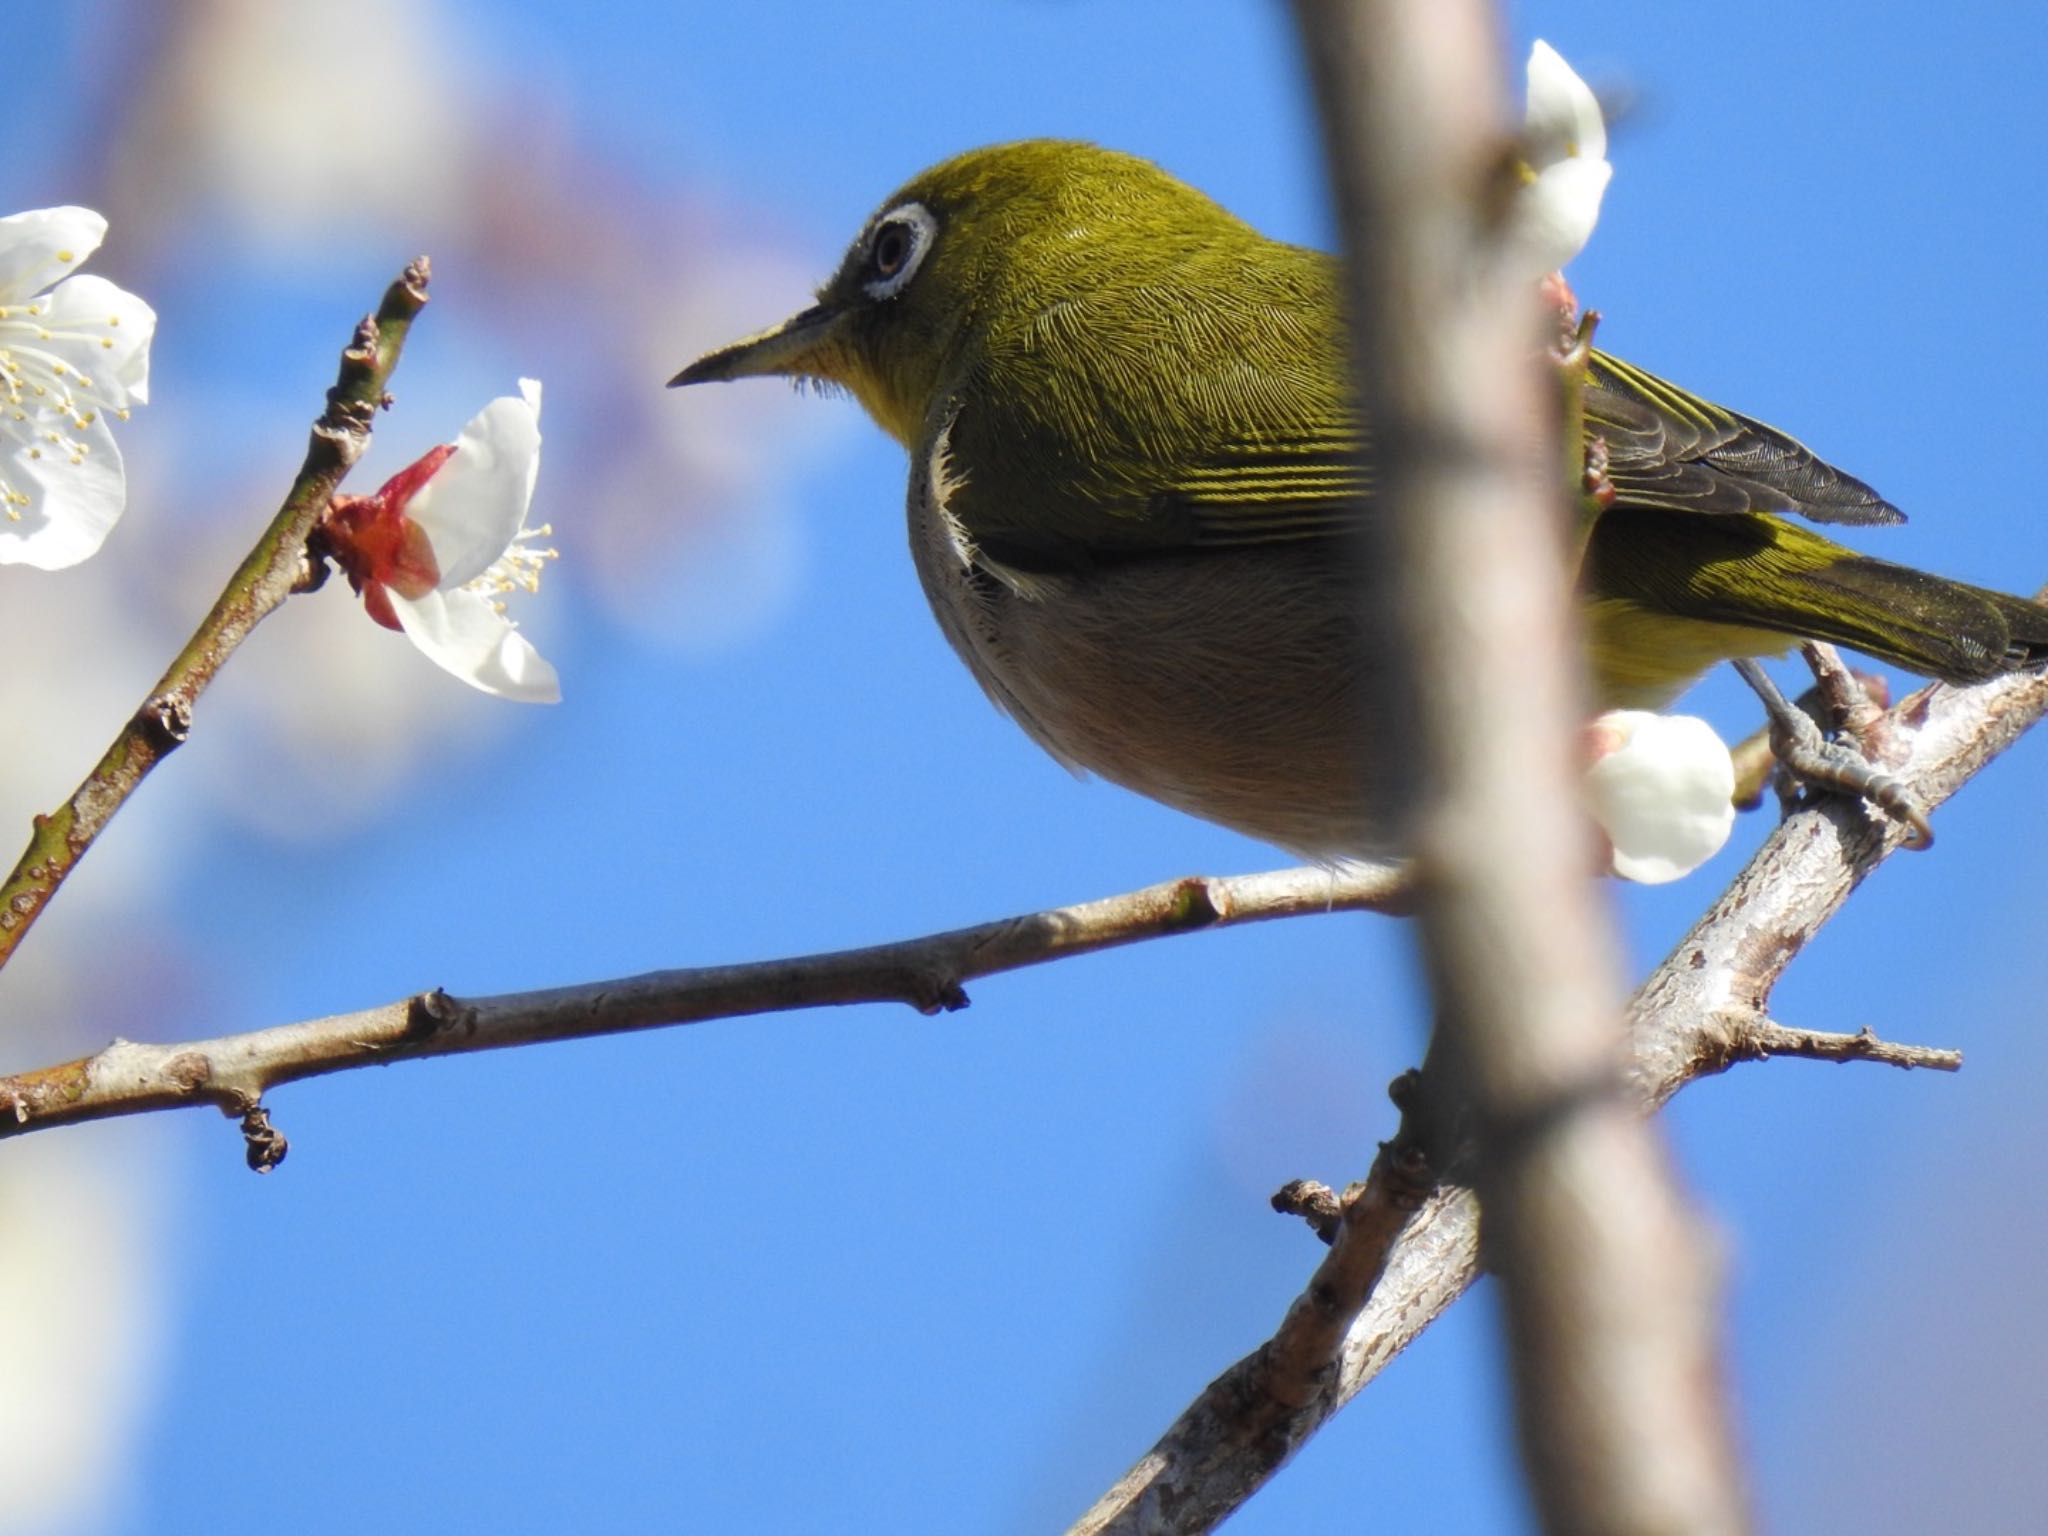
[3, 2, 2046, 1532]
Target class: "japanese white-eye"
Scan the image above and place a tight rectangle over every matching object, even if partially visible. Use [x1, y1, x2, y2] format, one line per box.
[672, 140, 2048, 856]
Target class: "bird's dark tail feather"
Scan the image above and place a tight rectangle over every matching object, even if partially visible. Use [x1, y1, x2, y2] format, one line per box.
[1768, 556, 2048, 682]
[1590, 511, 2048, 685]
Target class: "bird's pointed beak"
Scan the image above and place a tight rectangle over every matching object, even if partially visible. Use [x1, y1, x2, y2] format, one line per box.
[668, 302, 852, 388]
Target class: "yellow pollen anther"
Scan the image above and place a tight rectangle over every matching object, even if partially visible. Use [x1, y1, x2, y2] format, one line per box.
[55, 250, 73, 262]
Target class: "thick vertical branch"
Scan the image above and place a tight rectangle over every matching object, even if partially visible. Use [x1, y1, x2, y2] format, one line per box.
[1293, 5, 1750, 1533]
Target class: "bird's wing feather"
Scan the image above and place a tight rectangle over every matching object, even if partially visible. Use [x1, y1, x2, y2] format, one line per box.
[1158, 348, 1907, 544]
[1585, 350, 1903, 526]
[951, 237, 1900, 565]
[1164, 422, 1369, 548]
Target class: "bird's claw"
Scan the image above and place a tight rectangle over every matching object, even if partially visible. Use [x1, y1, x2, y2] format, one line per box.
[1732, 658, 1933, 848]
[1765, 702, 1933, 849]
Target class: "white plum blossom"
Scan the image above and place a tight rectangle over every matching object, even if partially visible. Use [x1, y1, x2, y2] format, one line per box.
[1584, 710, 1736, 884]
[1512, 41, 1613, 280]
[0, 207, 157, 569]
[323, 378, 560, 703]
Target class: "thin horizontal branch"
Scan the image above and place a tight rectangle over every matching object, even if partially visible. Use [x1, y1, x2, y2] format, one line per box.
[1066, 655, 2048, 1532]
[0, 261, 432, 982]
[0, 862, 1405, 1143]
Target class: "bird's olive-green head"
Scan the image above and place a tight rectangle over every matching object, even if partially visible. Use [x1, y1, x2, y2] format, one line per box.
[668, 140, 1259, 446]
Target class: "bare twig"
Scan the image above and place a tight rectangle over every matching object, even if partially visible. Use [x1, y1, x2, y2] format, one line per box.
[1727, 1016, 1961, 1074]
[0, 260, 432, 980]
[1291, 3, 1750, 1534]
[0, 862, 1406, 1139]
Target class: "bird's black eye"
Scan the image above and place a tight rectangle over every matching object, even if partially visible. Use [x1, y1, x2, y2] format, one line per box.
[873, 221, 911, 278]
[860, 201, 936, 300]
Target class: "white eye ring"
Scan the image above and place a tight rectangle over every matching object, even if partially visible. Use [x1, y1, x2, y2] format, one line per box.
[862, 202, 937, 300]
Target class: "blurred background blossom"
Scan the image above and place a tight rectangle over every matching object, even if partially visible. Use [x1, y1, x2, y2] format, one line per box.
[3, 3, 2046, 1533]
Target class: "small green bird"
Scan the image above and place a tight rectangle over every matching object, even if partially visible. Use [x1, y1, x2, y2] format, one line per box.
[672, 140, 2048, 856]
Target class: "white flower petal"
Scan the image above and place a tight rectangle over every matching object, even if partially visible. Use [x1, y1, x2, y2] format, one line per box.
[1507, 41, 1612, 280]
[0, 411, 127, 569]
[0, 207, 151, 569]
[406, 377, 542, 589]
[388, 586, 560, 703]
[1512, 158, 1614, 279]
[1525, 40, 1606, 168]
[0, 207, 108, 305]
[36, 273, 157, 407]
[1584, 711, 1736, 885]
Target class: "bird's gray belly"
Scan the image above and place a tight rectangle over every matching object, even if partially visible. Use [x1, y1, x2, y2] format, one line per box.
[909, 491, 1390, 857]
